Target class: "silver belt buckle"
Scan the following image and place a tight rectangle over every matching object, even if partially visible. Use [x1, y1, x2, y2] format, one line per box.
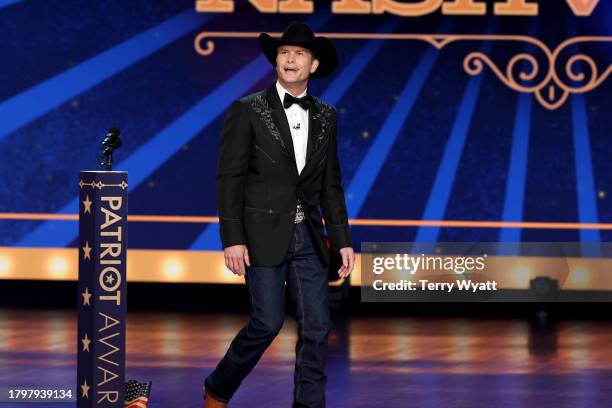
[294, 202, 305, 224]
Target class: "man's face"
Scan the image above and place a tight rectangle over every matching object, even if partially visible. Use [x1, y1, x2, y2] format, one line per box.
[275, 45, 319, 86]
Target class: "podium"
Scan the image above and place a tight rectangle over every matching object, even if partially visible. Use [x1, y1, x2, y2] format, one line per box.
[77, 171, 128, 407]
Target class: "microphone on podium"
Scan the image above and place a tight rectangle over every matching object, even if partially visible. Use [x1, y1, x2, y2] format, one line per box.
[99, 127, 122, 171]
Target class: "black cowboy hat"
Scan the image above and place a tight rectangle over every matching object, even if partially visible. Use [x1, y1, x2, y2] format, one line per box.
[259, 21, 338, 79]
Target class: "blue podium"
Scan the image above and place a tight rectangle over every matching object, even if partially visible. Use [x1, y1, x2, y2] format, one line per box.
[77, 171, 128, 407]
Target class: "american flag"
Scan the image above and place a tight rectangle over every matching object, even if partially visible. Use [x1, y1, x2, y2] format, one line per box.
[124, 380, 152, 408]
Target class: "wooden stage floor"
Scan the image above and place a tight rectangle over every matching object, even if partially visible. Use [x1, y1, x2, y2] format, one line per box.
[0, 309, 611, 407]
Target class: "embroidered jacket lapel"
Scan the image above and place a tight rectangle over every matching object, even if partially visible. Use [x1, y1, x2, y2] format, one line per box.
[253, 85, 331, 178]
[302, 97, 332, 176]
[305, 100, 319, 165]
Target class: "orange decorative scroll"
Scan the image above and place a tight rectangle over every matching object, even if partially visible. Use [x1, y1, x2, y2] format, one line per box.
[194, 31, 612, 110]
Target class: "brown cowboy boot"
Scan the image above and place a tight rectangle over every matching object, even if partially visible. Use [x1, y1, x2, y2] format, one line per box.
[203, 390, 227, 408]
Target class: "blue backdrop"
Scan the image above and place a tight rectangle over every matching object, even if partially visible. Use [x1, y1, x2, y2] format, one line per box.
[1, 0, 611, 252]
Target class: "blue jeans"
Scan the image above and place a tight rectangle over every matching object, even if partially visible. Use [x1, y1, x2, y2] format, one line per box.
[205, 221, 332, 408]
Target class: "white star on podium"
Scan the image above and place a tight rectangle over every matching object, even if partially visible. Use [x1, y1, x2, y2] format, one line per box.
[82, 287, 92, 306]
[81, 333, 91, 352]
[82, 195, 92, 214]
[82, 241, 92, 260]
[105, 274, 115, 285]
[81, 378, 90, 398]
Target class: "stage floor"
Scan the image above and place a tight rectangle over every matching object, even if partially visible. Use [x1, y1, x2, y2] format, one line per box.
[1, 309, 611, 407]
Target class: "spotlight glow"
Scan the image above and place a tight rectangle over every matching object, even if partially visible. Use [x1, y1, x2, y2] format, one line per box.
[513, 264, 530, 286]
[568, 266, 590, 288]
[48, 256, 69, 278]
[0, 255, 12, 277]
[163, 259, 183, 280]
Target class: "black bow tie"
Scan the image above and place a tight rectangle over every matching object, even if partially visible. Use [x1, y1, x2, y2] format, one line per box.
[283, 93, 312, 110]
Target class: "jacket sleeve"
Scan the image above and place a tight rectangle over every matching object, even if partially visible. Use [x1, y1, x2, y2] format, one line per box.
[320, 109, 353, 249]
[216, 100, 252, 248]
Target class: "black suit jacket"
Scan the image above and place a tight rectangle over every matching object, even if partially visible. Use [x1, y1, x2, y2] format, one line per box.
[216, 84, 352, 267]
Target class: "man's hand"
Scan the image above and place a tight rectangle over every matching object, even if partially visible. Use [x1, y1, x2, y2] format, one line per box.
[224, 244, 250, 276]
[337, 247, 355, 279]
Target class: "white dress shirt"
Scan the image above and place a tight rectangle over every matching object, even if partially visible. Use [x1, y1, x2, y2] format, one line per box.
[276, 81, 309, 223]
[276, 81, 309, 175]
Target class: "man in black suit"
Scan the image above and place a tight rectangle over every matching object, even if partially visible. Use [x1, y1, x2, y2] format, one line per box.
[204, 21, 355, 408]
